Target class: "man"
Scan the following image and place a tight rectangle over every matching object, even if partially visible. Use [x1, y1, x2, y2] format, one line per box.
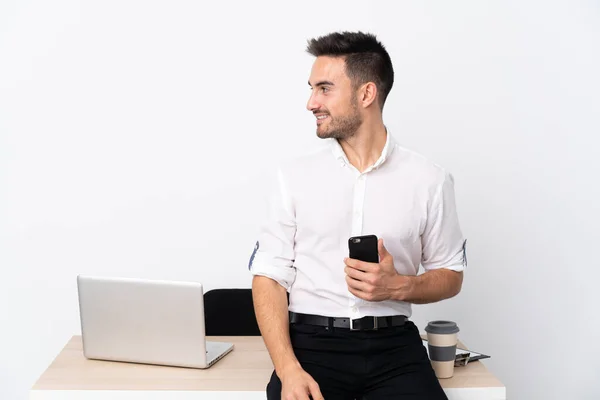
[249, 31, 466, 400]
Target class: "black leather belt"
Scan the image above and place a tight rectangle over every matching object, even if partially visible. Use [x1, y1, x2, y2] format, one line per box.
[289, 311, 407, 331]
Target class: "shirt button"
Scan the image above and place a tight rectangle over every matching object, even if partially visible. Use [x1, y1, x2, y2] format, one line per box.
[351, 306, 358, 313]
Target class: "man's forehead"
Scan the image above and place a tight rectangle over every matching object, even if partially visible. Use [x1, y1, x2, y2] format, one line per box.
[309, 56, 347, 84]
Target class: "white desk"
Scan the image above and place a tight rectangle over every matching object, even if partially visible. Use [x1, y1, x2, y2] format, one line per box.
[31, 336, 506, 400]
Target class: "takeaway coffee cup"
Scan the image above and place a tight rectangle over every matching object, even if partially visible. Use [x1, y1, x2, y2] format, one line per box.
[425, 320, 459, 379]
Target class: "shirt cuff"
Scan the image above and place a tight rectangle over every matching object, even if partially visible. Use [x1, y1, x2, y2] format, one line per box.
[250, 259, 296, 290]
[423, 263, 465, 273]
[422, 239, 467, 273]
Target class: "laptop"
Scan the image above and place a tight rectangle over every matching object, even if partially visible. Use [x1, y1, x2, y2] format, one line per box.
[77, 275, 234, 368]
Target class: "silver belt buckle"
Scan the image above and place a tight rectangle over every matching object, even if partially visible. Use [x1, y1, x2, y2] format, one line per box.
[350, 317, 378, 331]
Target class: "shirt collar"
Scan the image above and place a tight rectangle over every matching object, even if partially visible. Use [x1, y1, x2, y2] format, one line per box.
[330, 128, 395, 171]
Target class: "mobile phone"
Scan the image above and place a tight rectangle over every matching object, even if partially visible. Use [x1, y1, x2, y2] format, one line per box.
[348, 234, 379, 263]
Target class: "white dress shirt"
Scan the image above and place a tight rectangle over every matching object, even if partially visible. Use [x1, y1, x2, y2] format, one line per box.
[249, 132, 466, 320]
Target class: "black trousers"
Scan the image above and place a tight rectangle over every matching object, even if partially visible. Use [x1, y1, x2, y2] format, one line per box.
[266, 320, 448, 400]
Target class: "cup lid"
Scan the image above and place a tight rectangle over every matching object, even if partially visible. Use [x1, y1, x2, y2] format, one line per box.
[425, 320, 459, 334]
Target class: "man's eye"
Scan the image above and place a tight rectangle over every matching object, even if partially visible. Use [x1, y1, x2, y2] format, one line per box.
[321, 87, 329, 93]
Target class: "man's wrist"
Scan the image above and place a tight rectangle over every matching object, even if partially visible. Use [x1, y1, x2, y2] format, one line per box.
[390, 274, 414, 302]
[276, 358, 303, 378]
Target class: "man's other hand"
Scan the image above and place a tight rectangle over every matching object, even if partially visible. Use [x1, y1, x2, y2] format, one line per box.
[279, 364, 324, 400]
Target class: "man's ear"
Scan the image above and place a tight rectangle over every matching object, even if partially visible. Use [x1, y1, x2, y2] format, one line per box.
[358, 82, 378, 108]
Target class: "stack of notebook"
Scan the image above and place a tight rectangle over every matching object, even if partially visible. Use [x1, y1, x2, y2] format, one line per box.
[422, 339, 490, 367]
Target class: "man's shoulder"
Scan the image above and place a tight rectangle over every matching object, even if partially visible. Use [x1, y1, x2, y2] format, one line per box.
[392, 143, 449, 183]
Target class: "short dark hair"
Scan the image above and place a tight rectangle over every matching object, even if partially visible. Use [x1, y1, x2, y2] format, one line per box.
[306, 31, 394, 109]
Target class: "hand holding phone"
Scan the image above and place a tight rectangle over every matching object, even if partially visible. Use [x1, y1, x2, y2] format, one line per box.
[346, 235, 404, 302]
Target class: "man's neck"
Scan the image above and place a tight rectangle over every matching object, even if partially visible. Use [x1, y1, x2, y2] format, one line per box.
[338, 121, 388, 173]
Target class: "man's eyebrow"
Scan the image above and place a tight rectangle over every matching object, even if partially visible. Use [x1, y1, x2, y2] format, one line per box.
[308, 80, 335, 87]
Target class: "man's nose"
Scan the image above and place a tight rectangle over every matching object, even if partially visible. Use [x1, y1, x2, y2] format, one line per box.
[306, 92, 320, 112]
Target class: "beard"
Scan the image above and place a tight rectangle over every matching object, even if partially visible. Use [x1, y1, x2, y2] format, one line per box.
[316, 98, 363, 140]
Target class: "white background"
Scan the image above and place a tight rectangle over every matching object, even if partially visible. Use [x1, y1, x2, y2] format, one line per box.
[1, 1, 599, 399]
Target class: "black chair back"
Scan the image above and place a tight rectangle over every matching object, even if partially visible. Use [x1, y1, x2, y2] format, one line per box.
[204, 288, 261, 336]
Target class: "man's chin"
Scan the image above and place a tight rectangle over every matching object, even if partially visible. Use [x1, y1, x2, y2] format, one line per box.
[316, 127, 336, 139]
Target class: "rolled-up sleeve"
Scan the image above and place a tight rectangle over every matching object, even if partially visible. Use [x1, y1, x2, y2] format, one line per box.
[421, 171, 467, 272]
[248, 168, 297, 290]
